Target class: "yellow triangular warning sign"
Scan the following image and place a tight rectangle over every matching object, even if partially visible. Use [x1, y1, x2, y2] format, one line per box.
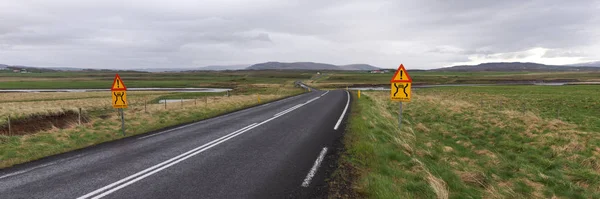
[390, 64, 412, 82]
[111, 74, 127, 91]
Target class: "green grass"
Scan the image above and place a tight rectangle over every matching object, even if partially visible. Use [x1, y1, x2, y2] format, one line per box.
[336, 85, 600, 198]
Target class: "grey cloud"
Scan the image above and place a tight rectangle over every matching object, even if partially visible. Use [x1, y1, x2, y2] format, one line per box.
[543, 49, 587, 58]
[0, 0, 598, 69]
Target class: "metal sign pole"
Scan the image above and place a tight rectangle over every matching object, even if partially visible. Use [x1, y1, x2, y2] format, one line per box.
[120, 108, 125, 136]
[398, 102, 403, 129]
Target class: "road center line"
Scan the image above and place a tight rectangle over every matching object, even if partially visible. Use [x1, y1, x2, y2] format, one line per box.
[274, 104, 303, 117]
[87, 123, 261, 199]
[78, 123, 258, 199]
[334, 91, 350, 130]
[274, 104, 304, 117]
[301, 147, 328, 187]
[320, 91, 329, 97]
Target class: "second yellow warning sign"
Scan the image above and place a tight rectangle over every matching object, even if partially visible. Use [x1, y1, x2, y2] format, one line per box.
[112, 91, 128, 108]
[390, 82, 411, 102]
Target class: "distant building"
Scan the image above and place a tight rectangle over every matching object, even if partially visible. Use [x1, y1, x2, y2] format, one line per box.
[13, 69, 20, 73]
[370, 70, 385, 74]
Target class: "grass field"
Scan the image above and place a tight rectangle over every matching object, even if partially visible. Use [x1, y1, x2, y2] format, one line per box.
[309, 71, 600, 88]
[0, 70, 313, 89]
[333, 85, 600, 198]
[3, 70, 600, 90]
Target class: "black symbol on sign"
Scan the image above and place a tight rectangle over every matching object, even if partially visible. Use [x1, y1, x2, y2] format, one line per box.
[393, 83, 409, 97]
[114, 92, 126, 104]
[400, 70, 403, 79]
[116, 80, 120, 88]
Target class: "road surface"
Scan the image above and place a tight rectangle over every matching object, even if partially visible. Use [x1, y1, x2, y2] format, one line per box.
[0, 88, 351, 199]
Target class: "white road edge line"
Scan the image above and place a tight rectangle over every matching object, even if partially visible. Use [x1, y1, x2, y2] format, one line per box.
[0, 162, 56, 180]
[0, 153, 87, 180]
[301, 147, 328, 187]
[78, 123, 258, 199]
[79, 91, 327, 199]
[334, 91, 350, 130]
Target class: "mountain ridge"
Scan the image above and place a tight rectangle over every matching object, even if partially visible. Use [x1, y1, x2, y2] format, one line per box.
[247, 62, 380, 70]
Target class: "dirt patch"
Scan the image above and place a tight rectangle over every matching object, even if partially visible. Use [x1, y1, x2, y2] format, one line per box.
[457, 171, 488, 188]
[0, 110, 89, 136]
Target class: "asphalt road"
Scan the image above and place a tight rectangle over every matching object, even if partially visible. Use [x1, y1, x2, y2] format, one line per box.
[0, 88, 351, 199]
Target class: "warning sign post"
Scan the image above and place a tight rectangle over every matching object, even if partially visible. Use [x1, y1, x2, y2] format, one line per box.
[111, 74, 127, 135]
[390, 64, 413, 128]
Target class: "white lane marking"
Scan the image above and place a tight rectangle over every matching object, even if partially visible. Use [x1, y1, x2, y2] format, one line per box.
[79, 91, 328, 199]
[301, 147, 328, 187]
[305, 97, 320, 104]
[138, 122, 198, 140]
[334, 91, 350, 130]
[274, 96, 321, 117]
[320, 91, 329, 97]
[274, 104, 304, 117]
[78, 123, 258, 199]
[138, 93, 307, 140]
[87, 124, 261, 199]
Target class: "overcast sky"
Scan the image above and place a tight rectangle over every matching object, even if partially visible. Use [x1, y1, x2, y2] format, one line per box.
[1, 0, 599, 69]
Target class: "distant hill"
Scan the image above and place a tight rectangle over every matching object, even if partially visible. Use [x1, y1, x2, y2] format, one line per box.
[433, 62, 600, 72]
[0, 65, 59, 72]
[567, 61, 600, 67]
[247, 62, 380, 70]
[197, 64, 249, 71]
[338, 64, 380, 70]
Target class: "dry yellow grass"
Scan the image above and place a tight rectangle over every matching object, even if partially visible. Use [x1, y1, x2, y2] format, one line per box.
[0, 91, 171, 118]
[0, 91, 169, 102]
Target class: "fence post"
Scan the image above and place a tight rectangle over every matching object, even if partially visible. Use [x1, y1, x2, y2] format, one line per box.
[164, 99, 167, 109]
[181, 98, 183, 108]
[205, 97, 208, 105]
[7, 115, 11, 136]
[78, 108, 82, 126]
[144, 100, 147, 113]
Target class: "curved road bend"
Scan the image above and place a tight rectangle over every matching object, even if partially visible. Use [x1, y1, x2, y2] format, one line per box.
[0, 89, 351, 199]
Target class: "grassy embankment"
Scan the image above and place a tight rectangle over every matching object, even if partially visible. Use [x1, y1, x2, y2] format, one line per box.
[333, 85, 600, 198]
[0, 71, 307, 168]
